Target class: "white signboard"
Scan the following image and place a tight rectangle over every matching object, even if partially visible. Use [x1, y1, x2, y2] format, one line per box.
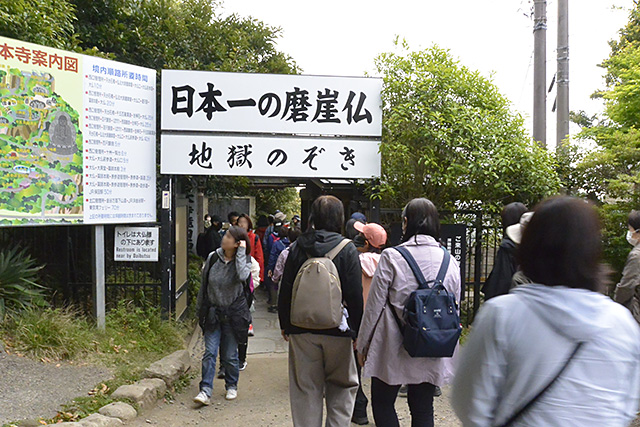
[161, 70, 382, 137]
[0, 35, 156, 226]
[114, 226, 159, 261]
[83, 57, 156, 224]
[161, 134, 380, 179]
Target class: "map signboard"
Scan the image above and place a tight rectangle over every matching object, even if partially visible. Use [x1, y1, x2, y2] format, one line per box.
[0, 36, 156, 226]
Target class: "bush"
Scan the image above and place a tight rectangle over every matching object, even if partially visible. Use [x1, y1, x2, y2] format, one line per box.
[1, 306, 92, 360]
[0, 247, 47, 317]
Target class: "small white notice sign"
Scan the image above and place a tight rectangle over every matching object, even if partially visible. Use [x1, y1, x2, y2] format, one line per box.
[114, 226, 159, 262]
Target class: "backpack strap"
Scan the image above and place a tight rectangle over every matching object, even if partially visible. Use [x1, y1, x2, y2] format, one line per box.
[394, 246, 429, 289]
[434, 248, 451, 285]
[325, 239, 351, 260]
[497, 341, 584, 427]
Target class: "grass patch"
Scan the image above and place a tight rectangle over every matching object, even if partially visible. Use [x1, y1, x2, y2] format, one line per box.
[0, 300, 192, 424]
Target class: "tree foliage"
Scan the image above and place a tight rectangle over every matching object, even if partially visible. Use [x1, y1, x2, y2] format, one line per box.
[375, 42, 559, 211]
[570, 3, 640, 279]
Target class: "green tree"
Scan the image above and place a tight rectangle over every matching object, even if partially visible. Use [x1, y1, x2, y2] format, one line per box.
[570, 4, 640, 280]
[0, 0, 77, 49]
[375, 42, 559, 211]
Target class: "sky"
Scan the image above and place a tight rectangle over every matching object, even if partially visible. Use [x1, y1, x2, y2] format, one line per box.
[221, 0, 634, 148]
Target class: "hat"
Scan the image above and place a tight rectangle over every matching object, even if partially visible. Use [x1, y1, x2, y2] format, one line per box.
[353, 222, 387, 249]
[293, 214, 301, 221]
[274, 212, 287, 223]
[506, 212, 534, 245]
[351, 212, 367, 222]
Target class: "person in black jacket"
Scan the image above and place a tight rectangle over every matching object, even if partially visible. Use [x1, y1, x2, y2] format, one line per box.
[196, 214, 222, 259]
[278, 195, 363, 427]
[482, 202, 527, 300]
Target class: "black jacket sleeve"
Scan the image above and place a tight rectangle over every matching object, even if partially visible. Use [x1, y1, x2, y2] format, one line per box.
[482, 245, 516, 300]
[335, 242, 363, 335]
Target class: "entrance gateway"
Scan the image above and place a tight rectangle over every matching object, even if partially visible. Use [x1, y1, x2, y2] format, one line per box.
[159, 70, 383, 318]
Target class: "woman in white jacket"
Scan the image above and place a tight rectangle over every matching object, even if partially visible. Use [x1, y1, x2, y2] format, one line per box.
[451, 196, 640, 427]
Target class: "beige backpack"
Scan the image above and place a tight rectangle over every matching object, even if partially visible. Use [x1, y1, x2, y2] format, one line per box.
[290, 239, 351, 329]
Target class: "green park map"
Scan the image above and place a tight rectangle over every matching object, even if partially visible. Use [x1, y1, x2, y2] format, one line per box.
[0, 67, 83, 225]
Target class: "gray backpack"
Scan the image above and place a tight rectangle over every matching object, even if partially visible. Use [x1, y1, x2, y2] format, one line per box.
[290, 239, 351, 329]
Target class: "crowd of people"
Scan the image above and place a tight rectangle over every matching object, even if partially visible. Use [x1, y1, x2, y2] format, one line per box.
[193, 195, 640, 427]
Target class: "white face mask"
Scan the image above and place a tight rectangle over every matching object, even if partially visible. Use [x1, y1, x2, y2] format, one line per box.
[627, 230, 639, 246]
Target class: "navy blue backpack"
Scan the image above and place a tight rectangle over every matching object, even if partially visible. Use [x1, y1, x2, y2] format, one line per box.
[390, 246, 462, 358]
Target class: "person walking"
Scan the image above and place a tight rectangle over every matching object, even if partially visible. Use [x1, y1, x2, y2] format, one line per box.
[351, 220, 387, 425]
[452, 196, 640, 426]
[196, 214, 222, 259]
[278, 195, 363, 427]
[356, 198, 461, 427]
[614, 210, 640, 323]
[194, 226, 252, 405]
[482, 202, 527, 300]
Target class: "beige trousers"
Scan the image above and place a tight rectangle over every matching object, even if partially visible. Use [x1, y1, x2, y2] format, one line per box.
[288, 333, 359, 427]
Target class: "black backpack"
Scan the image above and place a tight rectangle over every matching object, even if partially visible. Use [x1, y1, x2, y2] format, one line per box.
[390, 246, 462, 358]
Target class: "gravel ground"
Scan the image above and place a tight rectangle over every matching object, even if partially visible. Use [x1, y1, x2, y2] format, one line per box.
[0, 350, 111, 425]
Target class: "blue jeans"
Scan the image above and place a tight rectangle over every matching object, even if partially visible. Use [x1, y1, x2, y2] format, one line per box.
[199, 322, 239, 396]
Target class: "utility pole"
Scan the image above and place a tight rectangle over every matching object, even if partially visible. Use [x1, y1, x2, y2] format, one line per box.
[533, 0, 547, 147]
[557, 0, 569, 149]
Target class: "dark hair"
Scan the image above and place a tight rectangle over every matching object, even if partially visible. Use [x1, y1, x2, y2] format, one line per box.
[226, 225, 251, 255]
[287, 227, 301, 243]
[518, 196, 602, 292]
[309, 195, 344, 233]
[501, 202, 528, 230]
[227, 211, 240, 223]
[345, 218, 361, 240]
[256, 215, 269, 228]
[204, 214, 211, 221]
[401, 198, 440, 243]
[629, 210, 640, 230]
[268, 215, 275, 225]
[237, 213, 253, 230]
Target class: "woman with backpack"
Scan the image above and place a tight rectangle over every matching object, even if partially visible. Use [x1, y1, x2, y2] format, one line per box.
[194, 226, 252, 406]
[452, 197, 640, 426]
[356, 198, 461, 427]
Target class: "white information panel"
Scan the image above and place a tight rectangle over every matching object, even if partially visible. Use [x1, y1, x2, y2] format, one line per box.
[83, 57, 156, 224]
[161, 134, 381, 179]
[114, 226, 159, 261]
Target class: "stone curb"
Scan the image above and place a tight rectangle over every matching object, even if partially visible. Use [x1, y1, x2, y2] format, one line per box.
[45, 349, 192, 426]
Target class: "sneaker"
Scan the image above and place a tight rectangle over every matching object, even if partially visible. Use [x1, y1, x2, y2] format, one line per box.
[193, 391, 210, 406]
[351, 415, 369, 425]
[268, 305, 278, 313]
[398, 384, 408, 398]
[225, 389, 238, 400]
[239, 361, 248, 371]
[248, 324, 254, 337]
[434, 385, 442, 397]
[217, 368, 225, 379]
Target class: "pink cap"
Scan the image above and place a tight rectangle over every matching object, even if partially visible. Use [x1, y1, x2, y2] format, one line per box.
[353, 221, 387, 249]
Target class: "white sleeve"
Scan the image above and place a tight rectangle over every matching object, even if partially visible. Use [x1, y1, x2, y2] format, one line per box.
[250, 256, 261, 288]
[451, 301, 507, 426]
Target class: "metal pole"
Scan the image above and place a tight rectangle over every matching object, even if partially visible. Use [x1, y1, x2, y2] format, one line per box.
[533, 0, 547, 147]
[92, 225, 106, 330]
[472, 213, 483, 322]
[160, 175, 174, 319]
[557, 0, 569, 149]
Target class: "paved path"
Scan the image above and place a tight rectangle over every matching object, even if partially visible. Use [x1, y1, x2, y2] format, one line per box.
[130, 291, 462, 427]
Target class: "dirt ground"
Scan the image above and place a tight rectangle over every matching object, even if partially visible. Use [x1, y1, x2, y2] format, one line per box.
[126, 352, 461, 427]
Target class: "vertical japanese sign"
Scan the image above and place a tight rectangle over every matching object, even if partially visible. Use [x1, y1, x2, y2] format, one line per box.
[160, 70, 382, 179]
[441, 224, 467, 301]
[0, 36, 156, 226]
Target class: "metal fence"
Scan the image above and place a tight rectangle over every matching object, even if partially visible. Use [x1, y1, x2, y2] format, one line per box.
[0, 224, 162, 313]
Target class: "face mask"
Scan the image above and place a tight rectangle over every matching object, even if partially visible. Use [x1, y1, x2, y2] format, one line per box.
[627, 230, 639, 246]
